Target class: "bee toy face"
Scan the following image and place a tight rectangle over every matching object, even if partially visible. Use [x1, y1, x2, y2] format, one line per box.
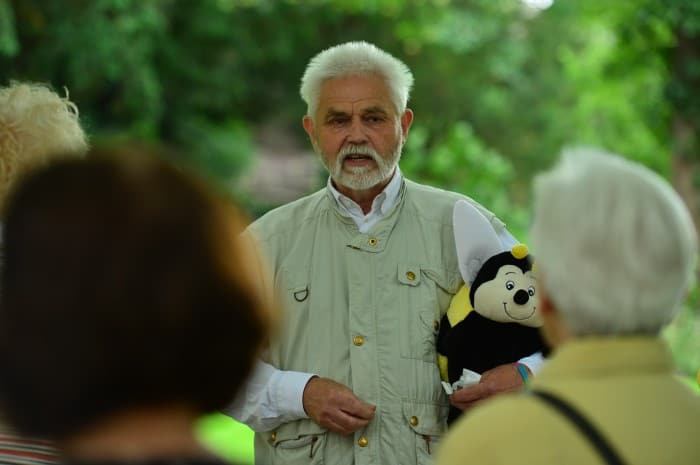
[472, 264, 541, 328]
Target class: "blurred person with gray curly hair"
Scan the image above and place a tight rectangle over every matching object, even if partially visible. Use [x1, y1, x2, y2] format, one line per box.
[0, 81, 87, 465]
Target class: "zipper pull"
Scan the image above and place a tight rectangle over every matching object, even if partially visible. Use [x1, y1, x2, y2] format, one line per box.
[422, 434, 431, 455]
[309, 435, 319, 458]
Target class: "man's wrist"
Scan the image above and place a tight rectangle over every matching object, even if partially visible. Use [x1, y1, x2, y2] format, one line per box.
[301, 375, 320, 416]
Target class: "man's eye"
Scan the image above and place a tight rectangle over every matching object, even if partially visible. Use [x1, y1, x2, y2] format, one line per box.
[327, 117, 348, 126]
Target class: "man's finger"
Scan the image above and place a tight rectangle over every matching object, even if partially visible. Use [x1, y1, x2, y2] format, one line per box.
[325, 411, 370, 436]
[323, 416, 353, 436]
[340, 399, 376, 421]
[335, 409, 372, 432]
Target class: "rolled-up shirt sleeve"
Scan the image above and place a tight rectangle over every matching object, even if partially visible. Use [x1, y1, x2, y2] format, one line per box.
[517, 352, 544, 374]
[223, 360, 315, 432]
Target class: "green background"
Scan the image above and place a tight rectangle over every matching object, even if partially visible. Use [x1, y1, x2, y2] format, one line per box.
[2, 1, 698, 462]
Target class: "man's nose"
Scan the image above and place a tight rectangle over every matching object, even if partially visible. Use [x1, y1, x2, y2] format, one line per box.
[347, 118, 368, 143]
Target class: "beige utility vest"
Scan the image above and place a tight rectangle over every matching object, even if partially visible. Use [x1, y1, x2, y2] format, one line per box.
[250, 179, 505, 465]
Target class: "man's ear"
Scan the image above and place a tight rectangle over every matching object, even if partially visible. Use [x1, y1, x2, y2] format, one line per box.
[400, 109, 413, 141]
[302, 115, 318, 151]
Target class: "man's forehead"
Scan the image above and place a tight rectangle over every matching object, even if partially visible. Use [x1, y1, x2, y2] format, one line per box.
[322, 98, 391, 114]
[317, 74, 396, 113]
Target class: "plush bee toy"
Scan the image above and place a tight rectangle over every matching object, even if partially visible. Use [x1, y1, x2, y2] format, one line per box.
[437, 200, 548, 424]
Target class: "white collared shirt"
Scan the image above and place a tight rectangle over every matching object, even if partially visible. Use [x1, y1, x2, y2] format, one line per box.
[328, 168, 403, 233]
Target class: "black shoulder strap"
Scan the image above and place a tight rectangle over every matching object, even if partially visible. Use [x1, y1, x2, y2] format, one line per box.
[532, 390, 626, 465]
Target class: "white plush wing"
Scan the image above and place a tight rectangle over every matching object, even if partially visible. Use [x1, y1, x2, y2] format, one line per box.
[453, 199, 505, 285]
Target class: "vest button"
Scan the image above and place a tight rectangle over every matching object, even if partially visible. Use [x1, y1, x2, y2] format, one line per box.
[368, 237, 377, 246]
[406, 271, 416, 281]
[353, 335, 364, 346]
[270, 431, 277, 441]
[433, 320, 439, 331]
[410, 416, 419, 426]
[358, 436, 369, 447]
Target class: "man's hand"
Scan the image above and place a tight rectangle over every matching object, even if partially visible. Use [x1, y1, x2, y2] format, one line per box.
[449, 363, 530, 412]
[302, 376, 376, 435]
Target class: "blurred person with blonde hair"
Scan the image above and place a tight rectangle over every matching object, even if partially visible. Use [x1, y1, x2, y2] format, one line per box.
[435, 148, 700, 465]
[0, 81, 87, 465]
[0, 81, 88, 212]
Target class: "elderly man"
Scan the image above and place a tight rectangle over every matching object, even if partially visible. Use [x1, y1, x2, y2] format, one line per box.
[435, 149, 700, 465]
[227, 41, 540, 465]
[0, 81, 88, 465]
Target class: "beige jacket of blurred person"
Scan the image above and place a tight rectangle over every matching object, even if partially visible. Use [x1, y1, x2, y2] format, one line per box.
[436, 148, 700, 465]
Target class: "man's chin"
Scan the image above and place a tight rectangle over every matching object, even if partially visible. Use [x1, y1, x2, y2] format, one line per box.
[336, 173, 385, 191]
[332, 158, 397, 191]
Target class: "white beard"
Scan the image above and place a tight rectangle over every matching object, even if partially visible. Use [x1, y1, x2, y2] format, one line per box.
[319, 141, 402, 191]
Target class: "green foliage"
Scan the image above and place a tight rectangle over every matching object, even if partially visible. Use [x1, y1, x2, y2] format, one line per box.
[1, 0, 697, 424]
[170, 118, 254, 187]
[5, 0, 686, 194]
[196, 413, 254, 465]
[402, 121, 529, 237]
[2, 0, 697, 325]
[12, 0, 167, 134]
[663, 285, 700, 378]
[554, 15, 670, 174]
[663, 0, 700, 136]
[0, 0, 18, 56]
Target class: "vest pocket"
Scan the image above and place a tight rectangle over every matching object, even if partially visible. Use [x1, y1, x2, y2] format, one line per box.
[402, 399, 448, 464]
[265, 421, 327, 465]
[397, 263, 445, 362]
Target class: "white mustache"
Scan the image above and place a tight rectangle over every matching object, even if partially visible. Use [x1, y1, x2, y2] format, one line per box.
[338, 144, 379, 160]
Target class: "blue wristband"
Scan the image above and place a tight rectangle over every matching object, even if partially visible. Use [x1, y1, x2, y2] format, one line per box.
[515, 363, 530, 386]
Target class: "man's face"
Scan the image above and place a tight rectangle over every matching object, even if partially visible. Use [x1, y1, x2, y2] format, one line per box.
[303, 74, 413, 193]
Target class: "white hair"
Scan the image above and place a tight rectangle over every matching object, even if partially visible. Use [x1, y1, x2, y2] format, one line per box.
[530, 147, 697, 336]
[0, 82, 88, 211]
[300, 41, 414, 118]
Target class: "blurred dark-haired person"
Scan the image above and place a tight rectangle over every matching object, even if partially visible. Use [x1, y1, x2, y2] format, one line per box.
[435, 148, 700, 465]
[0, 81, 88, 465]
[0, 146, 271, 465]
